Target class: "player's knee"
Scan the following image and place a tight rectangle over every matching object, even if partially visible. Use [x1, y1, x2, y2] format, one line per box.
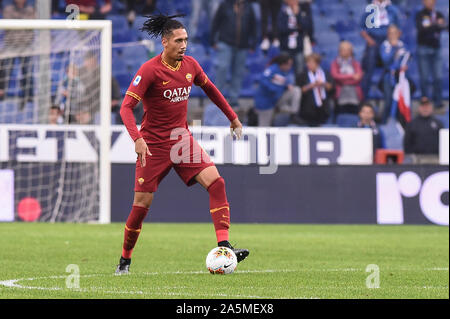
[207, 176, 225, 193]
[133, 192, 154, 209]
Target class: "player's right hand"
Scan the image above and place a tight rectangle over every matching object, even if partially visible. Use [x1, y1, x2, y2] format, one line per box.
[135, 137, 152, 167]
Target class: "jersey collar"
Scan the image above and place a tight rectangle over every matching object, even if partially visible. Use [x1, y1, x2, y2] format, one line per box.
[160, 54, 181, 71]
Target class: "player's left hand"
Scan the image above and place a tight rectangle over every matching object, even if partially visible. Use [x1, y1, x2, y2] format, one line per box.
[230, 118, 243, 140]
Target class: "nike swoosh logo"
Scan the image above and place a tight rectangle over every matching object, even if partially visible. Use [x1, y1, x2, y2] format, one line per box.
[224, 264, 233, 268]
[163, 81, 170, 85]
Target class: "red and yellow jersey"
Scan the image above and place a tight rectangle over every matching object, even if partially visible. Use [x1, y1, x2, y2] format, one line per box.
[120, 53, 237, 145]
[125, 54, 209, 145]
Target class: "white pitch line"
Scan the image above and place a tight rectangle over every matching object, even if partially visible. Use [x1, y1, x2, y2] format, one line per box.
[425, 267, 449, 271]
[0, 270, 296, 299]
[0, 278, 275, 298]
[1, 267, 447, 298]
[141, 269, 297, 276]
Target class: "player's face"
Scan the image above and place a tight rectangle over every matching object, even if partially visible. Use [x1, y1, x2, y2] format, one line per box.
[163, 28, 188, 61]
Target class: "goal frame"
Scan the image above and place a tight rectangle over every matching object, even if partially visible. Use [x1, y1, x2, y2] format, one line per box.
[0, 19, 112, 223]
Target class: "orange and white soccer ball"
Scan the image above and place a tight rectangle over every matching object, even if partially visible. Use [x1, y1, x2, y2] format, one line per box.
[206, 247, 237, 274]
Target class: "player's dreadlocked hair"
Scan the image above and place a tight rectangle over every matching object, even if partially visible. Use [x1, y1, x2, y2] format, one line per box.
[140, 13, 186, 38]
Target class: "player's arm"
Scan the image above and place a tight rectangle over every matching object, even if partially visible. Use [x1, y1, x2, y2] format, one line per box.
[193, 60, 242, 139]
[120, 65, 153, 167]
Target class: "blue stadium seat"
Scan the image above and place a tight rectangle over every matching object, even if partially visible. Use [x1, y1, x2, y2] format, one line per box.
[203, 102, 229, 126]
[347, 0, 369, 18]
[115, 74, 133, 95]
[108, 14, 129, 33]
[0, 101, 34, 124]
[436, 112, 449, 129]
[156, 0, 175, 15]
[272, 113, 291, 127]
[190, 85, 205, 98]
[316, 31, 341, 50]
[436, 0, 449, 13]
[113, 29, 138, 43]
[111, 0, 125, 14]
[121, 45, 149, 66]
[380, 120, 404, 150]
[112, 56, 128, 76]
[336, 113, 359, 127]
[334, 19, 358, 34]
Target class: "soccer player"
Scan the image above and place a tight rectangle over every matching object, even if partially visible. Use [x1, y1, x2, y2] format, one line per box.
[115, 14, 250, 274]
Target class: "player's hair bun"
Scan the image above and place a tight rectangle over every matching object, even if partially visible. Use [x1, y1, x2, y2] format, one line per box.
[140, 13, 186, 38]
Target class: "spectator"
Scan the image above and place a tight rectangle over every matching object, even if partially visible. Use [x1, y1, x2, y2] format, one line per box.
[54, 63, 85, 115]
[65, 0, 111, 19]
[416, 0, 447, 109]
[48, 105, 63, 125]
[189, 0, 220, 40]
[210, 0, 257, 108]
[78, 51, 100, 118]
[379, 24, 410, 123]
[403, 97, 443, 164]
[259, 0, 283, 51]
[277, 0, 314, 76]
[360, 0, 400, 99]
[254, 53, 301, 126]
[0, 0, 35, 106]
[293, 53, 334, 126]
[330, 41, 364, 116]
[124, 0, 157, 26]
[356, 102, 385, 152]
[74, 107, 94, 124]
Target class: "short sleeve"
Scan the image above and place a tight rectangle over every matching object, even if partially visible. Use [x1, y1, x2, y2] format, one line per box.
[125, 62, 154, 101]
[192, 58, 209, 87]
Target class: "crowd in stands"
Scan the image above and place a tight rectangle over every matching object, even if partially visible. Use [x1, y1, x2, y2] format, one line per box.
[0, 0, 448, 162]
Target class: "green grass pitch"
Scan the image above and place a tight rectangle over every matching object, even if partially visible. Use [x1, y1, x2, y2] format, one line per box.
[0, 223, 448, 299]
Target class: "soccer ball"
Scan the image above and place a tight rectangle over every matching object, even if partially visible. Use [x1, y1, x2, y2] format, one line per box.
[206, 247, 237, 274]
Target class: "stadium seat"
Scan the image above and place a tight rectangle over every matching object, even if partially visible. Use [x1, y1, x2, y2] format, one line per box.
[156, 0, 175, 15]
[436, 113, 449, 129]
[121, 45, 149, 67]
[112, 56, 128, 76]
[272, 113, 291, 127]
[380, 120, 404, 150]
[335, 113, 359, 128]
[115, 74, 133, 95]
[203, 102, 229, 126]
[334, 19, 358, 34]
[109, 14, 128, 29]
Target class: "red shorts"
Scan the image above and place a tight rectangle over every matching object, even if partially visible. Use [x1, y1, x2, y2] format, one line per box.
[134, 135, 215, 193]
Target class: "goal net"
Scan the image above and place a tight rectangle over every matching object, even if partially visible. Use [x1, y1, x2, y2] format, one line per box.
[0, 19, 111, 223]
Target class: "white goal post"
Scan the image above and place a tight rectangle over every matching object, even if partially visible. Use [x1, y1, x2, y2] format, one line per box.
[0, 19, 112, 223]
